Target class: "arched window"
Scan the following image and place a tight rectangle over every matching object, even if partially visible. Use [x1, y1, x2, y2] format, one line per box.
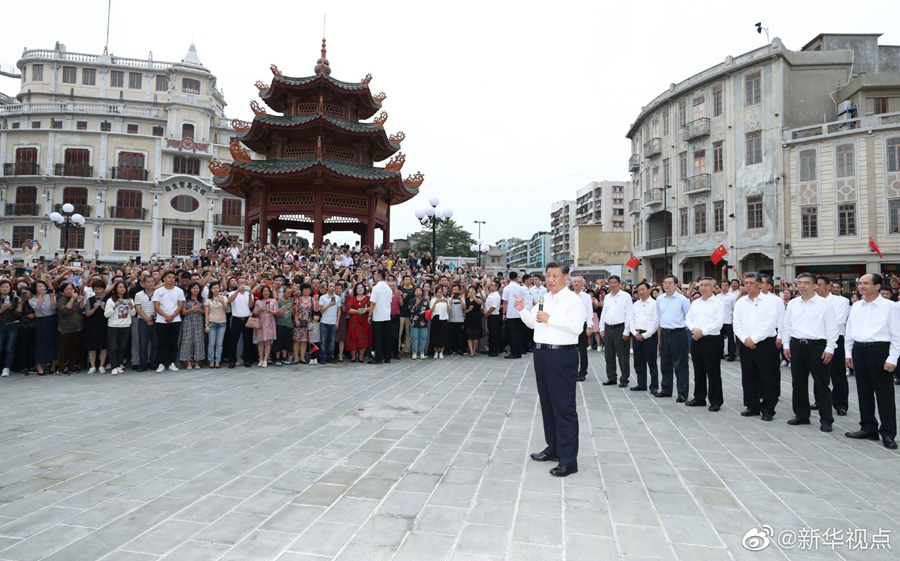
[171, 194, 199, 213]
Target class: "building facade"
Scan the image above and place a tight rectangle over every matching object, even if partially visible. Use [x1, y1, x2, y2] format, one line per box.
[574, 180, 631, 232]
[550, 199, 575, 266]
[505, 230, 550, 272]
[0, 42, 243, 262]
[624, 35, 900, 283]
[506, 239, 528, 269]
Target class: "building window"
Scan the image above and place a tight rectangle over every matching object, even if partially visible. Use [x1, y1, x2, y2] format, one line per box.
[692, 95, 705, 120]
[101, 121, 111, 132]
[652, 167, 660, 190]
[745, 71, 761, 106]
[745, 130, 762, 164]
[173, 157, 200, 175]
[127, 124, 139, 134]
[128, 72, 142, 89]
[155, 75, 167, 91]
[662, 109, 669, 136]
[679, 152, 687, 180]
[694, 204, 707, 235]
[651, 118, 659, 138]
[693, 150, 706, 175]
[838, 203, 857, 236]
[712, 85, 723, 117]
[713, 141, 724, 173]
[116, 190, 143, 208]
[182, 78, 200, 95]
[118, 152, 145, 172]
[801, 206, 818, 238]
[223, 199, 243, 220]
[170, 195, 200, 213]
[182, 123, 194, 139]
[60, 227, 85, 250]
[678, 100, 686, 126]
[11, 122, 19, 129]
[15, 147, 37, 165]
[799, 149, 817, 181]
[62, 66, 77, 84]
[836, 144, 855, 177]
[65, 149, 90, 169]
[152, 126, 164, 137]
[679, 208, 688, 237]
[51, 120, 62, 129]
[63, 187, 88, 205]
[110, 71, 124, 88]
[714, 200, 725, 232]
[113, 229, 141, 252]
[31, 121, 41, 129]
[890, 199, 900, 234]
[663, 159, 670, 186]
[875, 98, 889, 115]
[16, 185, 37, 204]
[82, 68, 96, 86]
[12, 226, 34, 248]
[76, 121, 88, 130]
[747, 195, 764, 229]
[888, 138, 900, 172]
[32, 64, 43, 81]
[171, 228, 195, 256]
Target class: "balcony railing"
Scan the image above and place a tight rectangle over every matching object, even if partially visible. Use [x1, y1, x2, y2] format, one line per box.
[684, 173, 711, 194]
[643, 189, 664, 206]
[5, 203, 40, 216]
[54, 163, 93, 178]
[3, 163, 39, 176]
[646, 238, 671, 250]
[110, 167, 149, 181]
[643, 138, 662, 158]
[215, 214, 244, 227]
[629, 199, 641, 214]
[109, 206, 148, 220]
[628, 154, 640, 172]
[682, 117, 710, 142]
[54, 203, 92, 216]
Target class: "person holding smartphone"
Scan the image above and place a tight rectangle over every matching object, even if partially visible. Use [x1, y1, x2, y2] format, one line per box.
[104, 281, 135, 375]
[0, 280, 20, 377]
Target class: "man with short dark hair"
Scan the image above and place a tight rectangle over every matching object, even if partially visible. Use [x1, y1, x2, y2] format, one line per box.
[598, 275, 632, 387]
[815, 275, 850, 416]
[656, 275, 691, 401]
[368, 269, 393, 364]
[502, 271, 526, 359]
[734, 272, 782, 420]
[686, 277, 726, 411]
[485, 281, 502, 356]
[630, 282, 659, 392]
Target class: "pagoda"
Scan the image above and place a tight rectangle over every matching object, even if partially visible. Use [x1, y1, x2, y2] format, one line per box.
[209, 39, 423, 248]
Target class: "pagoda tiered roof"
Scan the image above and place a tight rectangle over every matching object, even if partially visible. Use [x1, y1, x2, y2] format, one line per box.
[260, 73, 382, 119]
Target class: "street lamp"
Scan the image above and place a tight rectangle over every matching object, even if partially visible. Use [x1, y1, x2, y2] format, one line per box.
[470, 240, 490, 268]
[50, 202, 86, 254]
[415, 197, 453, 262]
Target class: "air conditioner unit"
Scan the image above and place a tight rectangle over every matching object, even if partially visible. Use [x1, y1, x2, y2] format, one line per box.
[837, 100, 855, 120]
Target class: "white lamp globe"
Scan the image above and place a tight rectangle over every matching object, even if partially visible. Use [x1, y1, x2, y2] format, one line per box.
[415, 209, 425, 220]
[481, 244, 490, 252]
[470, 244, 478, 252]
[443, 208, 453, 219]
[72, 214, 85, 225]
[434, 209, 443, 219]
[49, 212, 63, 223]
[429, 197, 440, 207]
[425, 207, 435, 217]
[62, 203, 74, 213]
[477, 239, 483, 245]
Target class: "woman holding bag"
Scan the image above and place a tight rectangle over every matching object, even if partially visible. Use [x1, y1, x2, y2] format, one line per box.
[103, 281, 135, 375]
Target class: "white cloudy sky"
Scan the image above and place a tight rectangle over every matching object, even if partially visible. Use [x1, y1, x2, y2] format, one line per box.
[2, 0, 899, 247]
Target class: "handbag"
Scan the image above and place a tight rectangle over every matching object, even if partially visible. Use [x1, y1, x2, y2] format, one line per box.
[297, 319, 308, 329]
[245, 316, 260, 329]
[425, 310, 432, 320]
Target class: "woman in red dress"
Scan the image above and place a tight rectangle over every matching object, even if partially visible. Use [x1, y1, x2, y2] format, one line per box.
[346, 282, 372, 362]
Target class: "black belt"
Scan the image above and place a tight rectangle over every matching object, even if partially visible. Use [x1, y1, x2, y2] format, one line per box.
[534, 343, 577, 350]
[662, 327, 684, 331]
[791, 338, 825, 345]
[856, 341, 890, 348]
[606, 323, 624, 328]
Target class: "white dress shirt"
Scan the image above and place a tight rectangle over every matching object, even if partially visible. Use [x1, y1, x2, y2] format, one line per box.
[530, 286, 548, 309]
[630, 296, 659, 336]
[824, 293, 850, 337]
[733, 292, 782, 344]
[715, 291, 737, 324]
[520, 287, 586, 345]
[599, 290, 633, 332]
[485, 292, 501, 315]
[686, 295, 725, 336]
[576, 290, 592, 327]
[845, 296, 900, 365]
[502, 282, 524, 319]
[370, 281, 393, 322]
[780, 294, 839, 353]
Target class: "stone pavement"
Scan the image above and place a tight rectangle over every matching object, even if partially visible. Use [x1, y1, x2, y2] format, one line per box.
[0, 352, 897, 561]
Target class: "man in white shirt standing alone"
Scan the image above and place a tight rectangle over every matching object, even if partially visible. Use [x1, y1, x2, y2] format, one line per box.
[368, 269, 393, 365]
[733, 272, 782, 421]
[599, 275, 633, 388]
[630, 282, 659, 393]
[685, 277, 726, 411]
[571, 277, 593, 382]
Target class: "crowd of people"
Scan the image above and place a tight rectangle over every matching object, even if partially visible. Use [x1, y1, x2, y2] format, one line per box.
[0, 237, 898, 448]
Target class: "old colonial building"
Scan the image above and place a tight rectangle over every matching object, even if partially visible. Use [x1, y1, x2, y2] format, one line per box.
[0, 42, 242, 261]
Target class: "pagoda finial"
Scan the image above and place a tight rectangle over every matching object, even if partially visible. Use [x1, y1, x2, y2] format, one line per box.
[314, 38, 331, 76]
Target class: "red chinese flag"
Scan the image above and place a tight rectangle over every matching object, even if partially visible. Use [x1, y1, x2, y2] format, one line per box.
[870, 237, 883, 259]
[311, 344, 320, 354]
[710, 245, 727, 265]
[626, 257, 641, 269]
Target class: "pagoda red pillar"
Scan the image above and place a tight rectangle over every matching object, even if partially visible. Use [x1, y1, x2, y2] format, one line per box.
[259, 186, 269, 244]
[243, 194, 252, 242]
[382, 204, 390, 250]
[313, 186, 324, 248]
[270, 226, 278, 246]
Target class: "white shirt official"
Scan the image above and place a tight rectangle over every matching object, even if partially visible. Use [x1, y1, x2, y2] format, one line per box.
[631, 296, 659, 336]
[734, 293, 782, 344]
[599, 290, 633, 333]
[715, 291, 737, 324]
[780, 294, 839, 353]
[485, 292, 501, 315]
[686, 295, 725, 336]
[845, 296, 900, 365]
[575, 290, 592, 327]
[520, 287, 586, 345]
[824, 293, 850, 337]
[502, 282, 525, 319]
[370, 281, 393, 322]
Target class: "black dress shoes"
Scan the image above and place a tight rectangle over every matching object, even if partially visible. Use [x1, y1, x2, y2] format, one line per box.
[787, 417, 811, 426]
[836, 409, 848, 416]
[708, 404, 720, 412]
[576, 375, 586, 382]
[618, 381, 628, 388]
[549, 464, 578, 477]
[630, 386, 647, 392]
[685, 398, 705, 407]
[601, 380, 616, 386]
[884, 437, 898, 449]
[845, 430, 879, 440]
[820, 423, 833, 433]
[530, 451, 559, 462]
[675, 396, 687, 403]
[740, 409, 761, 417]
[654, 392, 672, 398]
[725, 357, 736, 362]
[504, 355, 521, 359]
[367, 359, 383, 365]
[228, 362, 236, 369]
[761, 414, 774, 421]
[810, 402, 819, 410]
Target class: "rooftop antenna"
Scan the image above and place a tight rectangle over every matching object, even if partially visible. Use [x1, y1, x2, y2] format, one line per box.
[104, 0, 111, 54]
[754, 22, 769, 44]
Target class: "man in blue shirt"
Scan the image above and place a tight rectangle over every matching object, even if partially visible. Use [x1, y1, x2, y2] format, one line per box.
[656, 275, 692, 401]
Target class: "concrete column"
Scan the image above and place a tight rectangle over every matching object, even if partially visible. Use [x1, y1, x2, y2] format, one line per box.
[150, 190, 161, 255]
[99, 133, 108, 179]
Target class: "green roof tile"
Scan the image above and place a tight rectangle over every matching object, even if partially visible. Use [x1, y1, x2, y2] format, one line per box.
[250, 114, 384, 134]
[274, 74, 369, 91]
[223, 158, 401, 181]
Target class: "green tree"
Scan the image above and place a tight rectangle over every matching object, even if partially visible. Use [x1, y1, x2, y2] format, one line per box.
[410, 219, 476, 257]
